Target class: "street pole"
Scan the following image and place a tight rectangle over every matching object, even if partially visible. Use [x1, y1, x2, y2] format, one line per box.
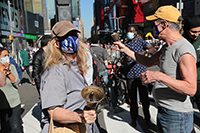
[8, 0, 13, 37]
[179, 0, 182, 30]
[110, 16, 125, 32]
[8, 0, 14, 57]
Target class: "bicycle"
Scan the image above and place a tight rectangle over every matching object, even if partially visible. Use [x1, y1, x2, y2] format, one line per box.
[96, 58, 127, 113]
[108, 58, 127, 105]
[95, 75, 111, 113]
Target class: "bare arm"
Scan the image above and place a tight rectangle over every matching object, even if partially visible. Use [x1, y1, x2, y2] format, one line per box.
[0, 71, 6, 87]
[4, 63, 15, 83]
[48, 107, 96, 124]
[114, 41, 162, 67]
[140, 54, 197, 96]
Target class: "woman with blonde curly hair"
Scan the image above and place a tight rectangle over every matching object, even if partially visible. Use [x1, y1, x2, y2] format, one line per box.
[40, 21, 99, 133]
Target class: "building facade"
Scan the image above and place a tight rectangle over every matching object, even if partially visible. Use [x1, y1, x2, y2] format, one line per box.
[52, 0, 84, 37]
[24, 0, 49, 34]
[0, 0, 44, 62]
[92, 0, 200, 42]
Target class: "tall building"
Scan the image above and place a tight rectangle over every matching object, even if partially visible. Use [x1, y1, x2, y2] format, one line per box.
[32, 0, 43, 14]
[55, 0, 71, 22]
[0, 0, 26, 46]
[0, 0, 44, 63]
[79, 18, 84, 38]
[47, 0, 56, 19]
[71, 0, 80, 20]
[93, 0, 105, 36]
[24, 0, 49, 34]
[24, 0, 34, 12]
[53, 0, 84, 36]
[41, 0, 49, 33]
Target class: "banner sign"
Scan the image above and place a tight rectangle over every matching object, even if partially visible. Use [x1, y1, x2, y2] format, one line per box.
[24, 34, 37, 40]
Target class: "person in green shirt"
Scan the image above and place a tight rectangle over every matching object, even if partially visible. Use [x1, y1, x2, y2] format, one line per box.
[19, 43, 35, 85]
[183, 16, 200, 112]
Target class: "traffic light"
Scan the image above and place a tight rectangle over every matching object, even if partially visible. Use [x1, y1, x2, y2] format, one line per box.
[9, 35, 13, 41]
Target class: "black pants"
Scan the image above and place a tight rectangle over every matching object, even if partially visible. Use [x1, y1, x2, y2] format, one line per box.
[35, 82, 41, 96]
[0, 104, 24, 133]
[24, 66, 33, 82]
[191, 83, 200, 111]
[127, 78, 150, 121]
[106, 77, 117, 108]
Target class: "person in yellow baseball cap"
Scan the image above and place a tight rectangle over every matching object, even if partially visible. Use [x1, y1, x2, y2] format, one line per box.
[114, 5, 196, 133]
[146, 5, 183, 39]
[146, 5, 183, 23]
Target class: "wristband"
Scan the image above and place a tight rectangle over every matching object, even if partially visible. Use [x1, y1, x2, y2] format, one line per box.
[6, 72, 11, 76]
[145, 49, 149, 53]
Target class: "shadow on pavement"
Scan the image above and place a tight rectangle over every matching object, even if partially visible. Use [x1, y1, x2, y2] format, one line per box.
[99, 128, 107, 133]
[32, 102, 42, 128]
[194, 112, 200, 127]
[21, 78, 31, 84]
[21, 108, 25, 115]
[106, 106, 145, 133]
[137, 115, 157, 133]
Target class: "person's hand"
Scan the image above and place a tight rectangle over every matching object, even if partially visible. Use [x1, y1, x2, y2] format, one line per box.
[148, 47, 157, 53]
[0, 62, 10, 75]
[127, 57, 131, 62]
[4, 62, 10, 70]
[140, 70, 161, 84]
[21, 67, 24, 70]
[114, 42, 128, 53]
[83, 110, 96, 124]
[3, 62, 10, 75]
[154, 45, 159, 50]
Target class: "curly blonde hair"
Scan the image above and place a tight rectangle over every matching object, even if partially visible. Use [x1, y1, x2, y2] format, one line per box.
[44, 38, 89, 75]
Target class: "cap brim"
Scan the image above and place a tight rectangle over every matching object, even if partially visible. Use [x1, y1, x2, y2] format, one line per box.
[146, 15, 158, 21]
[52, 28, 80, 39]
[62, 28, 80, 36]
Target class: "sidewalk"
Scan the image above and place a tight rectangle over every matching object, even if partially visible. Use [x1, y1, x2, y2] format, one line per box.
[22, 95, 200, 133]
[101, 103, 145, 133]
[101, 94, 200, 133]
[22, 103, 42, 133]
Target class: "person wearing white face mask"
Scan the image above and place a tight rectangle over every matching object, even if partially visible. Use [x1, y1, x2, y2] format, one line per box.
[0, 47, 23, 132]
[121, 25, 153, 128]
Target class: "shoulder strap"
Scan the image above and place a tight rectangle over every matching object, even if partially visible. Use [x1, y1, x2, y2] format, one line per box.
[49, 107, 59, 132]
[89, 48, 105, 65]
[82, 73, 88, 86]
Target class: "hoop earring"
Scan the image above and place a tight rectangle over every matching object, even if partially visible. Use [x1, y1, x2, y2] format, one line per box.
[53, 41, 60, 48]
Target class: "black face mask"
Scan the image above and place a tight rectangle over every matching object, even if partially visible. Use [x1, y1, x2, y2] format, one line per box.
[152, 24, 161, 39]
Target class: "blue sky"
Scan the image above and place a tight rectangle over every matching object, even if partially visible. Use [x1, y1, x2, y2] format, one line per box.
[80, 0, 94, 38]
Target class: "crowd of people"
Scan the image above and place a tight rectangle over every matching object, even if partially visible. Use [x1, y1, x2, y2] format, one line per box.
[0, 5, 200, 133]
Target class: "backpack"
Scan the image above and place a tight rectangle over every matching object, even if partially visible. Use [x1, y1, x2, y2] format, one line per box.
[89, 48, 100, 85]
[92, 59, 100, 85]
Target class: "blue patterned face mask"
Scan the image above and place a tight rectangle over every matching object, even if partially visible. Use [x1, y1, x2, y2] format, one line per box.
[126, 32, 135, 40]
[59, 36, 79, 54]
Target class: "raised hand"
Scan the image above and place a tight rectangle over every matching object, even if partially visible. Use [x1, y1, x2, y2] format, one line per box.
[83, 109, 96, 124]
